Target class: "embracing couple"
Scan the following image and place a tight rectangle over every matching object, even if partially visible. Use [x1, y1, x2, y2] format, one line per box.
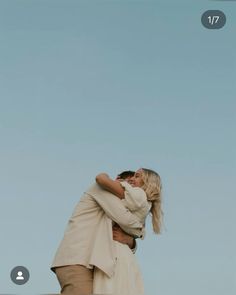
[51, 168, 163, 295]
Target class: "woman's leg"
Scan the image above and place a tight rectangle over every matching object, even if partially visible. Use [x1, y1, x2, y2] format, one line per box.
[55, 265, 93, 295]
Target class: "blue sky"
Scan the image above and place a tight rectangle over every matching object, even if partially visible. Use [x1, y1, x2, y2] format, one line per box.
[0, 1, 235, 294]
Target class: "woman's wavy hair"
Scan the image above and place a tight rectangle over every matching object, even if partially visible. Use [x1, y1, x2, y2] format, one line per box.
[140, 168, 163, 234]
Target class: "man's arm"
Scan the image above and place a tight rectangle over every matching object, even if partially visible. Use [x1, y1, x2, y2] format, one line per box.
[113, 225, 137, 253]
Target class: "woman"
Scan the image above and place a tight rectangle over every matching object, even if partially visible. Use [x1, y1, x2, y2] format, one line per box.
[93, 168, 163, 295]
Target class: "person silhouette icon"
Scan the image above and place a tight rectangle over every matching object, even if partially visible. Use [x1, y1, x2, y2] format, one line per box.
[16, 271, 24, 280]
[11, 266, 30, 285]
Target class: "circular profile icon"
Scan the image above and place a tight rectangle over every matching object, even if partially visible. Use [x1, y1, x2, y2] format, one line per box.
[10, 266, 30, 285]
[201, 10, 226, 29]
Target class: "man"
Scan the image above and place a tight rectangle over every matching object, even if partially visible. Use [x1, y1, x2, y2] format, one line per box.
[51, 171, 141, 295]
[115, 170, 135, 184]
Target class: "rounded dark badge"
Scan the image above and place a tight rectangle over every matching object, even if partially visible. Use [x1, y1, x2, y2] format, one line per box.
[201, 10, 226, 29]
[10, 266, 30, 285]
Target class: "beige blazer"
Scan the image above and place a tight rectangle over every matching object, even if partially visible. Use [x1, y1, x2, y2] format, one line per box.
[51, 183, 143, 277]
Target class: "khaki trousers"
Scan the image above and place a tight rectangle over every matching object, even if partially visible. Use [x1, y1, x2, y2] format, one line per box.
[55, 265, 93, 295]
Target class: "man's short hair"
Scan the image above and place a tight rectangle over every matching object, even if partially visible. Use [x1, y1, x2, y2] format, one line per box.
[117, 170, 135, 180]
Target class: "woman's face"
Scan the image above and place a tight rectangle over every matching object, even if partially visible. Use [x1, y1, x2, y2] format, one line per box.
[130, 169, 144, 187]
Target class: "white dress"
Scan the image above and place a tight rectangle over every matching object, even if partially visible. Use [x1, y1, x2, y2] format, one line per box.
[93, 181, 151, 295]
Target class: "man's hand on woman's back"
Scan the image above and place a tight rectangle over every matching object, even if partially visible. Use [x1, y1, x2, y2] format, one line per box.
[112, 224, 135, 250]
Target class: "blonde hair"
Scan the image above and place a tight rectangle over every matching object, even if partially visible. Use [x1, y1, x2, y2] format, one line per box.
[141, 168, 163, 234]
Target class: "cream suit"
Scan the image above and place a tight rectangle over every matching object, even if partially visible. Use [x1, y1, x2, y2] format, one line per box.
[51, 182, 143, 293]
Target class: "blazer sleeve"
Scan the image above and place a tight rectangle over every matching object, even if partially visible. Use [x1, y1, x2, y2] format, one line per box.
[91, 192, 144, 238]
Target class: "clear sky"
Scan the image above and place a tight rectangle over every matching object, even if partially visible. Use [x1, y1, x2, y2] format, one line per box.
[0, 1, 235, 294]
